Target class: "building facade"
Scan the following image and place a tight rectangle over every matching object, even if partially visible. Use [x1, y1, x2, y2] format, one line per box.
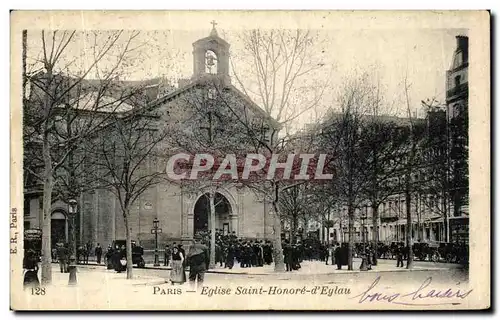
[317, 35, 469, 245]
[23, 27, 279, 251]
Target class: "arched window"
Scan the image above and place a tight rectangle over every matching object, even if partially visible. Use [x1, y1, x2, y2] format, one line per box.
[205, 50, 218, 74]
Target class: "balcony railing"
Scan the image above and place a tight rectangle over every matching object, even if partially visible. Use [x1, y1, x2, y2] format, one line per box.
[446, 83, 468, 99]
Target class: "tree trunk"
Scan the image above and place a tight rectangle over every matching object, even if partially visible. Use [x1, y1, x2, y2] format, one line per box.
[41, 139, 54, 284]
[40, 65, 54, 285]
[209, 191, 216, 269]
[443, 191, 449, 242]
[271, 200, 285, 272]
[22, 30, 27, 102]
[371, 204, 379, 266]
[405, 176, 414, 269]
[347, 206, 354, 271]
[325, 210, 331, 244]
[291, 213, 298, 244]
[124, 208, 133, 279]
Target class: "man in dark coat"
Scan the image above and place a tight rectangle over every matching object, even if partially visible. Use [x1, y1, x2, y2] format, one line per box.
[240, 243, 248, 268]
[187, 236, 210, 290]
[113, 245, 126, 273]
[225, 244, 235, 269]
[396, 243, 404, 267]
[95, 243, 103, 265]
[283, 241, 293, 272]
[56, 243, 68, 273]
[263, 241, 273, 265]
[334, 244, 343, 270]
[215, 244, 223, 267]
[105, 245, 114, 269]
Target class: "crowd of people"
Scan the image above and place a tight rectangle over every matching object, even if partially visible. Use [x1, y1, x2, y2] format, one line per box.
[47, 233, 468, 281]
[164, 230, 274, 270]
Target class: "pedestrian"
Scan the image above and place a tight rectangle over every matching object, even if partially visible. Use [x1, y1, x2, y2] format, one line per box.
[225, 244, 235, 269]
[84, 242, 91, 264]
[215, 244, 223, 267]
[56, 243, 68, 273]
[95, 243, 103, 265]
[335, 244, 342, 270]
[113, 245, 126, 273]
[326, 244, 333, 265]
[164, 244, 171, 267]
[264, 241, 273, 265]
[366, 246, 373, 270]
[396, 243, 404, 268]
[105, 245, 114, 269]
[283, 241, 293, 272]
[331, 243, 337, 266]
[169, 246, 186, 285]
[23, 249, 40, 289]
[186, 236, 210, 291]
[51, 247, 57, 263]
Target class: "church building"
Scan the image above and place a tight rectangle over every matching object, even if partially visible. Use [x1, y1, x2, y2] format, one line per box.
[23, 25, 280, 251]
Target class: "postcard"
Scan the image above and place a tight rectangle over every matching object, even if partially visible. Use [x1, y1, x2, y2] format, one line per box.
[10, 10, 490, 310]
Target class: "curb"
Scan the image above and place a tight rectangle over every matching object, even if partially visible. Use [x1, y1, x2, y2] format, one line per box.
[66, 262, 456, 276]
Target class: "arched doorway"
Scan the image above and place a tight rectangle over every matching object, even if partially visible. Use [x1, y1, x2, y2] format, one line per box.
[51, 211, 68, 248]
[193, 192, 232, 236]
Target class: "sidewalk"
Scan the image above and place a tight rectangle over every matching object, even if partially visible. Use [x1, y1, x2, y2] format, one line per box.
[20, 265, 167, 310]
[43, 264, 166, 287]
[74, 258, 457, 276]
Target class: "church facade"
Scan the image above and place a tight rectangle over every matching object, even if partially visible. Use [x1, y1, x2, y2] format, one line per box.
[24, 26, 279, 250]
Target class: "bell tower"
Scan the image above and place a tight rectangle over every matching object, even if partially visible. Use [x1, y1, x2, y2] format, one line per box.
[192, 21, 231, 86]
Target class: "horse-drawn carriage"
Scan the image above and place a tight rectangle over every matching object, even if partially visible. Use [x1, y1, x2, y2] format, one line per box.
[412, 242, 440, 262]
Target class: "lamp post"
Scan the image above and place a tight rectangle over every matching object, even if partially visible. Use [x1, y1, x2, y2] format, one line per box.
[68, 199, 78, 285]
[152, 218, 161, 267]
[360, 212, 368, 271]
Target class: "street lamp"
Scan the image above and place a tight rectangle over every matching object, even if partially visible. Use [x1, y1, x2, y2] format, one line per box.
[152, 218, 160, 267]
[68, 199, 78, 285]
[360, 212, 368, 271]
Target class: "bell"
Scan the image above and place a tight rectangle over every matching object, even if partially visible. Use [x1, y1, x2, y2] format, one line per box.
[206, 55, 215, 67]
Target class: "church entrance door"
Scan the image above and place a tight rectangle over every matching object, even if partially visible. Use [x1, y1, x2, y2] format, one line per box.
[51, 211, 68, 248]
[193, 192, 231, 238]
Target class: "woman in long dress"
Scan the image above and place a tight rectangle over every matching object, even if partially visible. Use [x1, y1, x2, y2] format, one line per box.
[169, 246, 185, 284]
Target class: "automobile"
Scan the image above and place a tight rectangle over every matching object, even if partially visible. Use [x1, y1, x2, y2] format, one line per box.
[111, 240, 146, 268]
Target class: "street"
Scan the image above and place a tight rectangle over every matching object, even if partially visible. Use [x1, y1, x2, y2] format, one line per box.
[18, 260, 469, 310]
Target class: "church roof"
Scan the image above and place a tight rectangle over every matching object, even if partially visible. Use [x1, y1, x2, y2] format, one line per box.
[141, 79, 281, 130]
[193, 27, 230, 47]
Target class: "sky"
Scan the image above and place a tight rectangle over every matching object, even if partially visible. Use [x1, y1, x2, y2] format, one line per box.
[25, 26, 467, 127]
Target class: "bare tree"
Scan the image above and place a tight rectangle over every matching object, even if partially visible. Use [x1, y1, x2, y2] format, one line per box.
[279, 184, 309, 243]
[230, 29, 332, 133]
[91, 105, 170, 279]
[319, 73, 375, 270]
[171, 78, 318, 272]
[23, 30, 144, 284]
[358, 120, 413, 265]
[400, 76, 428, 269]
[222, 29, 331, 270]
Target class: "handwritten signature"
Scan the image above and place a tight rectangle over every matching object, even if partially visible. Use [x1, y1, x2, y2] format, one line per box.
[352, 276, 473, 306]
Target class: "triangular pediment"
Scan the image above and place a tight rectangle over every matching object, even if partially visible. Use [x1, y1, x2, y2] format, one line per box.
[143, 79, 280, 130]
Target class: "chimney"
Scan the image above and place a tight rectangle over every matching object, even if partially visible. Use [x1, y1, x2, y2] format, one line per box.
[456, 35, 468, 51]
